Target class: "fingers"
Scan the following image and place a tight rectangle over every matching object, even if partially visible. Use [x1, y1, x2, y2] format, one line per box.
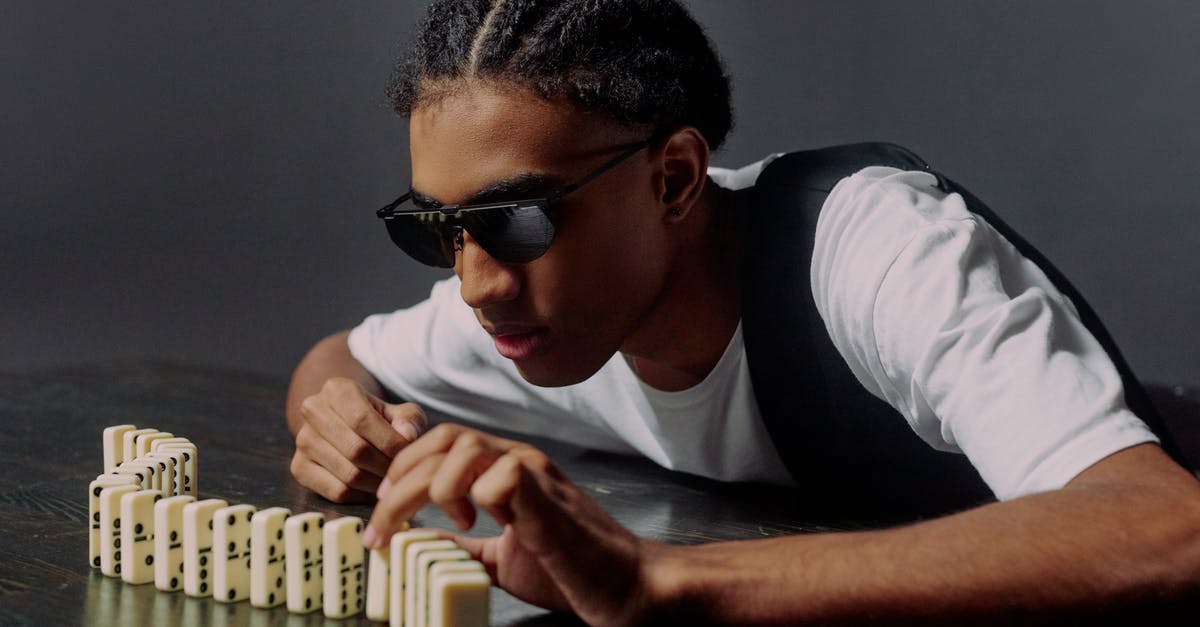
[366, 454, 444, 547]
[300, 392, 392, 477]
[428, 431, 505, 531]
[289, 448, 375, 504]
[294, 425, 382, 493]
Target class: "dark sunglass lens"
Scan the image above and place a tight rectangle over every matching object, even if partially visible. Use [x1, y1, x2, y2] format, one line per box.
[464, 204, 555, 264]
[383, 214, 457, 267]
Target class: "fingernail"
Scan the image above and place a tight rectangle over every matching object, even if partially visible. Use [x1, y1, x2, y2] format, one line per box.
[397, 422, 419, 442]
[376, 477, 392, 497]
[362, 525, 379, 549]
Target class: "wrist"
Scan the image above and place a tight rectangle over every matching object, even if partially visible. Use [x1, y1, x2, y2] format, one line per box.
[635, 539, 701, 625]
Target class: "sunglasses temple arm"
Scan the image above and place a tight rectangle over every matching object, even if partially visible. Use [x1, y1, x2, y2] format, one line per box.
[377, 191, 413, 216]
[550, 140, 650, 202]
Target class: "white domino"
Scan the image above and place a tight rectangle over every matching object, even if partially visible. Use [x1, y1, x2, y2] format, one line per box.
[428, 570, 491, 627]
[89, 474, 138, 568]
[145, 451, 180, 496]
[136, 431, 174, 458]
[366, 547, 391, 621]
[112, 460, 154, 491]
[102, 425, 136, 473]
[156, 441, 197, 497]
[415, 548, 470, 627]
[389, 529, 439, 627]
[182, 498, 228, 597]
[119, 489, 162, 585]
[213, 504, 256, 602]
[404, 539, 457, 627]
[284, 512, 325, 614]
[322, 516, 366, 619]
[98, 484, 139, 577]
[121, 429, 158, 465]
[153, 494, 195, 591]
[249, 507, 291, 608]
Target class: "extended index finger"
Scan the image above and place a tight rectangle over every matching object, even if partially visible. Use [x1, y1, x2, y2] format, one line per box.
[382, 424, 522, 486]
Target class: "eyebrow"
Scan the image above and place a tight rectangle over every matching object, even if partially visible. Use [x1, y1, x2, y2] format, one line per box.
[409, 172, 568, 210]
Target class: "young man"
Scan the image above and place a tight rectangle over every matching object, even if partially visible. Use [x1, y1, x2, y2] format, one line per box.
[286, 1, 1200, 623]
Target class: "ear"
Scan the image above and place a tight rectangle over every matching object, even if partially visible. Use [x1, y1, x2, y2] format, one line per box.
[654, 127, 710, 223]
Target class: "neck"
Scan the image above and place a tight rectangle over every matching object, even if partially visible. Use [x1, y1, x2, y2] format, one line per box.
[620, 180, 744, 391]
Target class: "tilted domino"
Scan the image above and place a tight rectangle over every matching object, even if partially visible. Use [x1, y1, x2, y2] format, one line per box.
[284, 512, 325, 614]
[121, 429, 159, 465]
[250, 507, 291, 608]
[136, 431, 173, 458]
[415, 548, 470, 627]
[119, 489, 162, 585]
[145, 451, 180, 496]
[182, 498, 228, 597]
[154, 494, 195, 591]
[389, 529, 438, 627]
[404, 539, 457, 627]
[112, 460, 154, 491]
[322, 516, 365, 619]
[366, 547, 390, 622]
[98, 484, 140, 577]
[89, 474, 138, 568]
[428, 570, 491, 627]
[102, 425, 136, 473]
[213, 504, 256, 603]
[427, 559, 486, 626]
[155, 441, 197, 497]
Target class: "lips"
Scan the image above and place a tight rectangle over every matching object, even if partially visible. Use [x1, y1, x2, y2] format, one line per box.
[486, 326, 549, 360]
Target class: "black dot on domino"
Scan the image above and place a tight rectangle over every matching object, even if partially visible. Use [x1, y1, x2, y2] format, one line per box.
[341, 589, 347, 600]
[356, 598, 362, 609]
[341, 603, 347, 614]
[246, 512, 252, 522]
[356, 584, 362, 595]
[114, 564, 121, 574]
[208, 520, 213, 530]
[114, 539, 121, 549]
[341, 555, 346, 565]
[305, 597, 312, 610]
[114, 519, 121, 529]
[303, 548, 310, 560]
[276, 529, 282, 541]
[170, 531, 177, 542]
[356, 571, 362, 582]
[302, 522, 309, 533]
[227, 515, 235, 526]
[200, 582, 207, 594]
[269, 545, 275, 556]
[134, 523, 143, 534]
[145, 555, 153, 565]
[93, 512, 100, 522]
[228, 588, 235, 599]
[268, 593, 275, 604]
[318, 519, 324, 528]
[114, 550, 121, 561]
[179, 563, 184, 574]
[200, 569, 207, 579]
[93, 556, 100, 567]
[93, 487, 102, 497]
[228, 542, 236, 553]
[276, 576, 282, 589]
[341, 577, 347, 588]
[200, 556, 208, 566]
[183, 452, 191, 461]
[304, 571, 311, 582]
[355, 522, 362, 533]
[170, 577, 178, 588]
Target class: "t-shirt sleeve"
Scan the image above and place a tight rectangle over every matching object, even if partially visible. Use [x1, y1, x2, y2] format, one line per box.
[811, 166, 1158, 500]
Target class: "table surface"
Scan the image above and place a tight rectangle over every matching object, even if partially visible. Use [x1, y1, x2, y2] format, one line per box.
[3, 361, 1198, 627]
[0, 361, 871, 627]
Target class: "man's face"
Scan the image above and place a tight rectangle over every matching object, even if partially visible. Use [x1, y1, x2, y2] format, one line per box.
[408, 83, 671, 386]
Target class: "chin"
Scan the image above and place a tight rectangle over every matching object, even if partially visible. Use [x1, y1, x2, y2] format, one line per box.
[512, 357, 603, 388]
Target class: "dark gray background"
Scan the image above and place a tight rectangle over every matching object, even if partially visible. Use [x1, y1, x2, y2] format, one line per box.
[4, 1, 1198, 384]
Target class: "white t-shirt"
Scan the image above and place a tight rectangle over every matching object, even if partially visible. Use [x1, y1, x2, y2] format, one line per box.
[348, 155, 1158, 500]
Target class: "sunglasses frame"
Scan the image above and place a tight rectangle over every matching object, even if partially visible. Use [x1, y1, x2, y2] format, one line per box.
[375, 137, 653, 267]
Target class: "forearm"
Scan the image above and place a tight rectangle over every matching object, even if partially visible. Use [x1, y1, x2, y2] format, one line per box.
[286, 329, 384, 436]
[646, 447, 1200, 624]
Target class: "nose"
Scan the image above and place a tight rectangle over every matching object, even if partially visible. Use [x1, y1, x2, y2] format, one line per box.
[457, 230, 521, 308]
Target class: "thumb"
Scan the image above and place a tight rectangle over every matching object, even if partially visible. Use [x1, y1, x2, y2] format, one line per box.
[382, 402, 427, 443]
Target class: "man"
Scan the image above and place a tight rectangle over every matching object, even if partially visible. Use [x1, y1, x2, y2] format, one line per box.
[286, 1, 1200, 623]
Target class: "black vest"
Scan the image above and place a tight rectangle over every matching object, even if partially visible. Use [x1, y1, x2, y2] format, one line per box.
[741, 142, 1185, 522]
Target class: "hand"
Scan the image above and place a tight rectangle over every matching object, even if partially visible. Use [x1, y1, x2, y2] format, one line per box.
[364, 423, 660, 626]
[290, 377, 427, 503]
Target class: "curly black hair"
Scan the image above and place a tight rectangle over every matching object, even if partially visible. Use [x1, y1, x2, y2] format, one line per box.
[388, 0, 734, 150]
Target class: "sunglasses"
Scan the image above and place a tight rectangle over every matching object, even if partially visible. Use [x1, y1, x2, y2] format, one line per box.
[375, 138, 652, 267]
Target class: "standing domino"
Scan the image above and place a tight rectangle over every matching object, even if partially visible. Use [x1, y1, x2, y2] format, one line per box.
[145, 451, 180, 496]
[135, 431, 173, 458]
[284, 512, 325, 614]
[250, 507, 291, 608]
[98, 484, 139, 577]
[213, 504, 256, 602]
[404, 540, 457, 627]
[154, 494, 195, 591]
[182, 498, 228, 597]
[156, 441, 197, 496]
[102, 425, 135, 473]
[88, 474, 138, 568]
[415, 548, 470, 627]
[365, 547, 390, 622]
[121, 428, 158, 465]
[389, 529, 438, 627]
[322, 516, 366, 619]
[119, 489, 162, 585]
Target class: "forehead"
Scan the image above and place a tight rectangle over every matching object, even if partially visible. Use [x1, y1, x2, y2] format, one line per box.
[408, 82, 633, 204]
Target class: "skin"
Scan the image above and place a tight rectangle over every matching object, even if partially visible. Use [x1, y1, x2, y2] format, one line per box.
[287, 82, 1200, 624]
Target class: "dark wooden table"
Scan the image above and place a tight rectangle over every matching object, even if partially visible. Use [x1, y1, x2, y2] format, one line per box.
[2, 361, 1197, 626]
[0, 361, 861, 627]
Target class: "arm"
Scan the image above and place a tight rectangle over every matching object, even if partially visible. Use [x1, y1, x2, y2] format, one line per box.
[286, 330, 427, 502]
[648, 442, 1200, 624]
[366, 427, 1200, 626]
